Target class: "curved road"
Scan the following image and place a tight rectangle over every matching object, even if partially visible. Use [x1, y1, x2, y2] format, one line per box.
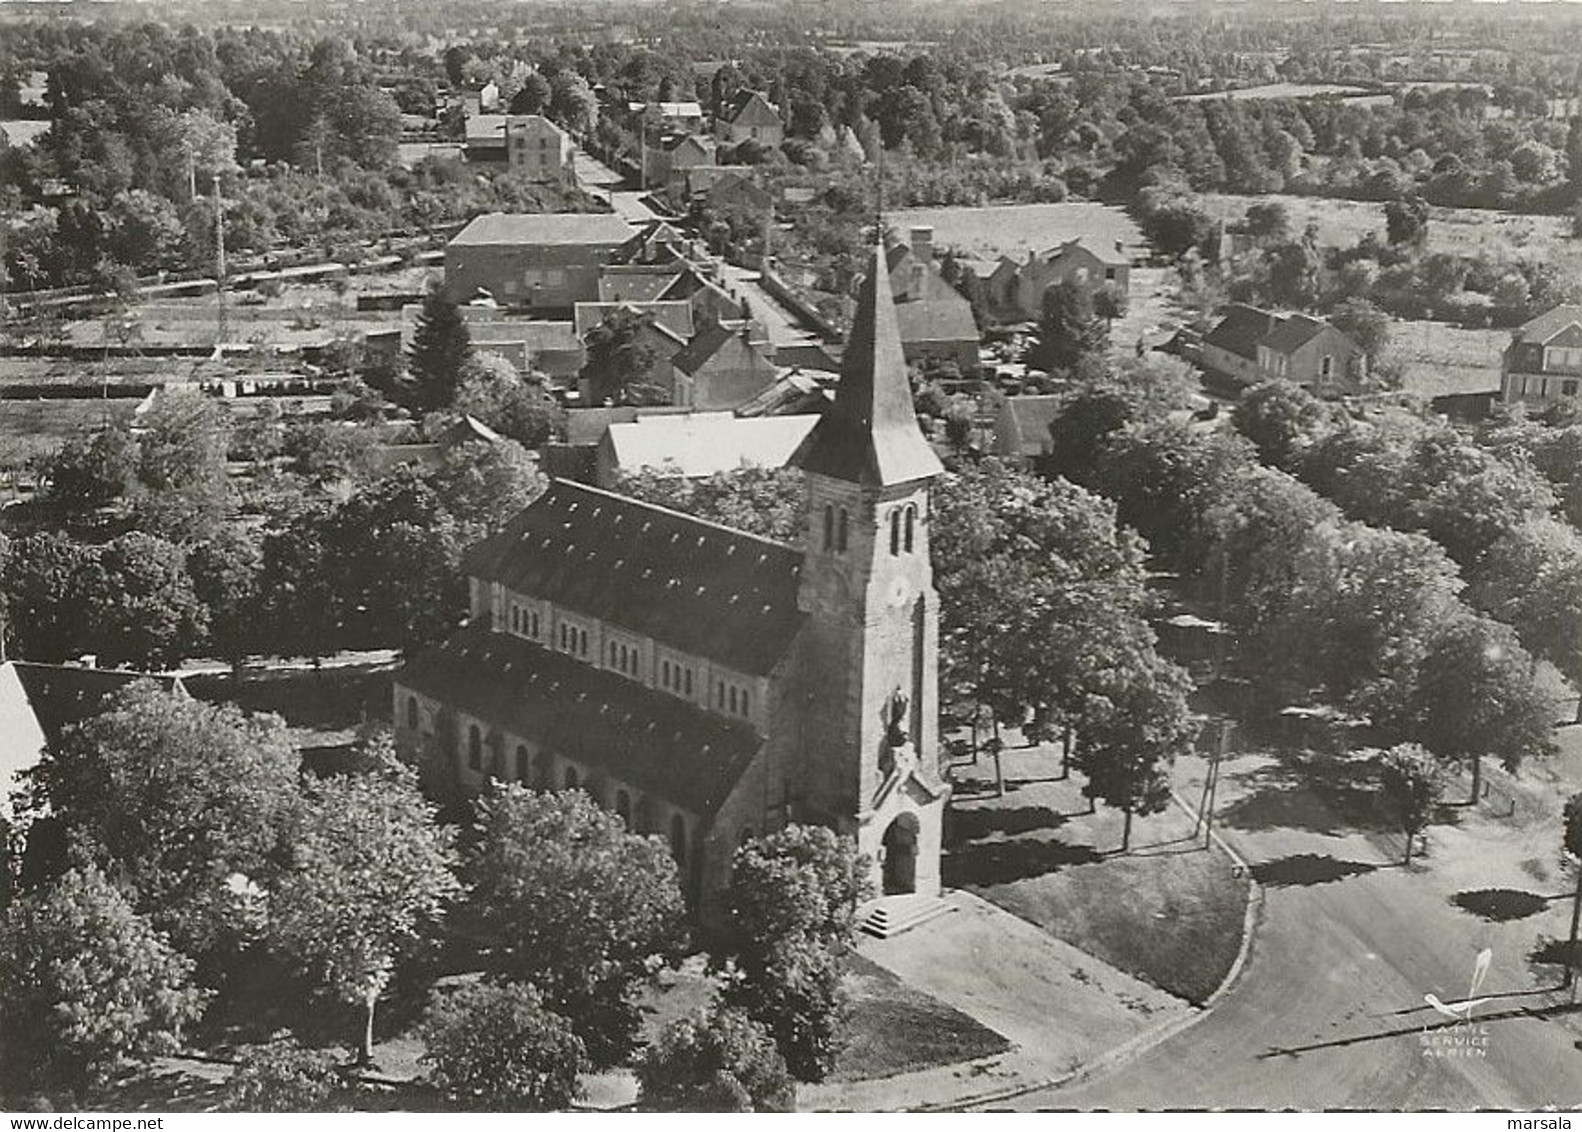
[993, 750, 1582, 1110]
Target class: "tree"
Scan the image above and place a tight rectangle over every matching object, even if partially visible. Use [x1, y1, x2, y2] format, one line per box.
[1024, 279, 1109, 377]
[636, 1006, 794, 1112]
[1, 532, 99, 661]
[580, 309, 664, 406]
[39, 426, 137, 511]
[92, 532, 209, 669]
[21, 681, 300, 957]
[1243, 200, 1291, 242]
[1384, 195, 1429, 247]
[1472, 518, 1582, 722]
[612, 464, 807, 545]
[267, 765, 458, 1063]
[1328, 297, 1392, 367]
[221, 1037, 346, 1113]
[427, 439, 549, 545]
[1388, 614, 1554, 804]
[1378, 743, 1443, 865]
[1071, 650, 1196, 852]
[714, 826, 868, 1081]
[548, 71, 599, 136]
[324, 470, 470, 651]
[407, 286, 473, 413]
[1230, 381, 1329, 473]
[187, 525, 265, 676]
[467, 786, 688, 1067]
[453, 354, 565, 447]
[420, 981, 584, 1112]
[0, 866, 208, 1095]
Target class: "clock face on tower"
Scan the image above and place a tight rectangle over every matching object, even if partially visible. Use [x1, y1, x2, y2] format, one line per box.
[888, 576, 909, 608]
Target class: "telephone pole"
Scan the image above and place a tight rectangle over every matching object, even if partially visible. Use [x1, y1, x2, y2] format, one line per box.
[213, 172, 228, 345]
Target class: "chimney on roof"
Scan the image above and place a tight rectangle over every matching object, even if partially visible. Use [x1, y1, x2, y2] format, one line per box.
[910, 225, 934, 265]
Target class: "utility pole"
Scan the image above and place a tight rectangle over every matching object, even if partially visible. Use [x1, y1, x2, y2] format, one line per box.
[213, 172, 228, 346]
[1202, 717, 1230, 847]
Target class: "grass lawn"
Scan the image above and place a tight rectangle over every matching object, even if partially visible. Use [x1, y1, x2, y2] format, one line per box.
[1202, 192, 1582, 274]
[831, 953, 1010, 1083]
[634, 952, 1009, 1086]
[947, 741, 1249, 1006]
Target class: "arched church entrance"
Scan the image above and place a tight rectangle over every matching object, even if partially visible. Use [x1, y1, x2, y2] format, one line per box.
[881, 812, 920, 895]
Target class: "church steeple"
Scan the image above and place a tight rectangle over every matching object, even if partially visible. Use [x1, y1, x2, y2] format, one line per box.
[791, 241, 943, 487]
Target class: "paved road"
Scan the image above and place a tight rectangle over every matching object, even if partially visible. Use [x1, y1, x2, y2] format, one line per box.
[715, 261, 822, 351]
[993, 749, 1582, 1110]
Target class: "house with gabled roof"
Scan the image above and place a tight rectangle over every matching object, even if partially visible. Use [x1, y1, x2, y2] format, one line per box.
[445, 213, 637, 311]
[1501, 304, 1582, 408]
[395, 240, 950, 923]
[884, 227, 981, 370]
[1201, 304, 1365, 396]
[717, 90, 783, 148]
[669, 321, 778, 409]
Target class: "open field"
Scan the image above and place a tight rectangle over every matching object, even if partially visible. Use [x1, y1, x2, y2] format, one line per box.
[0, 398, 142, 466]
[1203, 192, 1582, 271]
[947, 739, 1250, 1005]
[1178, 83, 1390, 106]
[892, 202, 1144, 261]
[1384, 320, 1507, 399]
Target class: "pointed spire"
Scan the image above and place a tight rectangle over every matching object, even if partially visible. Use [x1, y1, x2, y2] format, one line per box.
[791, 240, 943, 487]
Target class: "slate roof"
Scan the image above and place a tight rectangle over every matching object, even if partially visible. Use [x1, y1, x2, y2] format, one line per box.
[893, 298, 980, 345]
[463, 479, 805, 675]
[450, 212, 636, 247]
[1204, 304, 1280, 362]
[1515, 305, 1582, 345]
[564, 406, 691, 447]
[1263, 313, 1330, 355]
[464, 114, 510, 147]
[398, 626, 763, 816]
[791, 242, 944, 487]
[997, 395, 1065, 456]
[721, 91, 780, 128]
[600, 267, 683, 304]
[670, 322, 769, 377]
[573, 301, 695, 341]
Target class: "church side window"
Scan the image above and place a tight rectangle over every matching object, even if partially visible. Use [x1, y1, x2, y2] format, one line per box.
[515, 745, 530, 781]
[405, 696, 419, 730]
[904, 505, 917, 553]
[837, 509, 849, 552]
[531, 611, 540, 639]
[670, 813, 688, 866]
[511, 606, 521, 633]
[889, 509, 901, 556]
[467, 725, 482, 771]
[823, 504, 834, 550]
[684, 668, 693, 695]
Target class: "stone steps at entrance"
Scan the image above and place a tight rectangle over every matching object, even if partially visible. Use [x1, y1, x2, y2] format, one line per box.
[860, 893, 954, 939]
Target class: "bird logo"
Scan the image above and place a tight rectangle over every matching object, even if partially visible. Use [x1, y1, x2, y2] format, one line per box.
[1424, 948, 1493, 1022]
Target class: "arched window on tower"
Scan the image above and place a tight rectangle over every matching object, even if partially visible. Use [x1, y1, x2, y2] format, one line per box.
[837, 508, 849, 551]
[904, 504, 917, 553]
[823, 504, 834, 550]
[889, 509, 901, 556]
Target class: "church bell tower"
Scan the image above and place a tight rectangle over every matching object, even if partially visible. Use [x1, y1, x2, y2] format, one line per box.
[790, 239, 949, 899]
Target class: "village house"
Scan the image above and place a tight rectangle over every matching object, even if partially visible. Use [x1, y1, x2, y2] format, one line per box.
[717, 90, 783, 148]
[445, 213, 638, 311]
[575, 305, 692, 406]
[885, 226, 981, 370]
[1200, 304, 1366, 396]
[395, 241, 950, 925]
[976, 236, 1131, 323]
[629, 100, 708, 135]
[1500, 304, 1582, 408]
[993, 394, 1065, 465]
[669, 321, 778, 409]
[463, 114, 577, 183]
[644, 133, 717, 190]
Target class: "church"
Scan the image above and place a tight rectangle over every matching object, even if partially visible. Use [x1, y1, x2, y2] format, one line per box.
[393, 241, 950, 914]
